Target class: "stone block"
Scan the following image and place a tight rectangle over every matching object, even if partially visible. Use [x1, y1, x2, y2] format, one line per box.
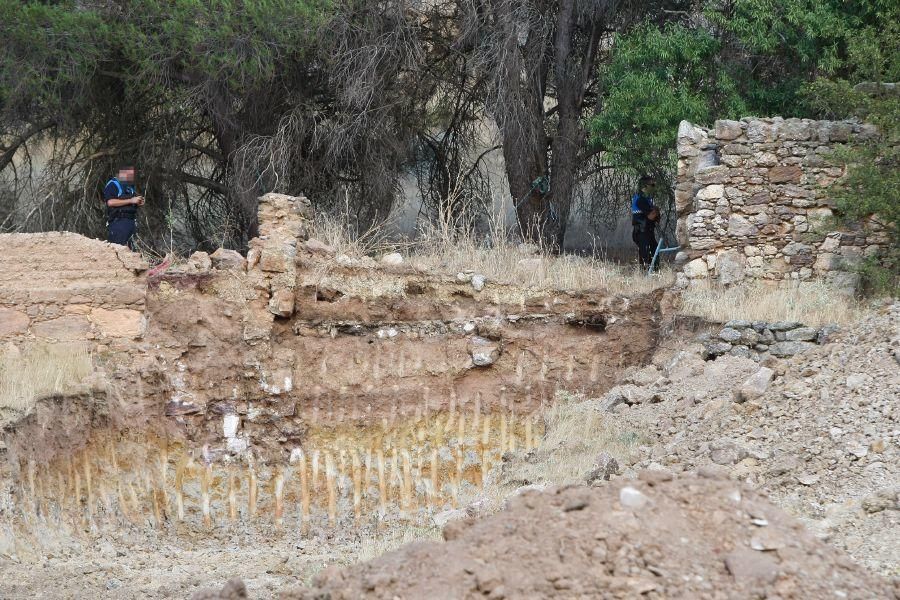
[755, 152, 778, 167]
[727, 214, 757, 238]
[769, 341, 815, 357]
[690, 238, 721, 251]
[825, 122, 852, 142]
[211, 248, 246, 270]
[715, 119, 743, 140]
[258, 249, 290, 273]
[747, 120, 772, 143]
[827, 271, 860, 294]
[695, 165, 729, 185]
[722, 143, 750, 155]
[683, 258, 709, 279]
[784, 327, 818, 342]
[736, 367, 775, 402]
[32, 315, 91, 340]
[677, 120, 707, 156]
[0, 308, 29, 337]
[469, 336, 501, 367]
[745, 191, 770, 206]
[89, 308, 145, 338]
[768, 166, 802, 183]
[776, 119, 813, 141]
[716, 249, 747, 285]
[696, 184, 725, 200]
[813, 253, 839, 272]
[781, 242, 812, 257]
[268, 289, 295, 318]
[675, 188, 694, 212]
[188, 251, 212, 272]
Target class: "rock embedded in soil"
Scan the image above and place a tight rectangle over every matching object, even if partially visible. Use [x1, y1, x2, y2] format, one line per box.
[736, 366, 775, 402]
[469, 336, 500, 367]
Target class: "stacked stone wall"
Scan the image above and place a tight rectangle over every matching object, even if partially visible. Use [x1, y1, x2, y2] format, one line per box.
[675, 117, 890, 289]
[0, 233, 146, 344]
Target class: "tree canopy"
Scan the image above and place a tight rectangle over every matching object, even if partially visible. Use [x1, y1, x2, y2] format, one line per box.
[1, 0, 896, 259]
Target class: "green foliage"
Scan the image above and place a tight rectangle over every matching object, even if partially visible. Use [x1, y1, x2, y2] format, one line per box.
[0, 1, 110, 123]
[589, 24, 746, 174]
[122, 0, 327, 96]
[709, 0, 900, 114]
[826, 93, 899, 295]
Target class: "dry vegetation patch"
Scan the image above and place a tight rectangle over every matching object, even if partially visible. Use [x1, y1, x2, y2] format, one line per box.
[309, 212, 674, 296]
[0, 342, 92, 426]
[679, 279, 864, 326]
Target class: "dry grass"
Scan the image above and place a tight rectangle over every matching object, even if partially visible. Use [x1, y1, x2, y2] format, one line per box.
[465, 392, 649, 514]
[679, 279, 864, 326]
[309, 210, 672, 296]
[354, 524, 441, 563]
[0, 342, 92, 417]
[409, 232, 673, 295]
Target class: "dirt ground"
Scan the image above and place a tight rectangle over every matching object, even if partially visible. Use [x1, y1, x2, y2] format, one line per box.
[281, 474, 898, 600]
[1, 303, 897, 599]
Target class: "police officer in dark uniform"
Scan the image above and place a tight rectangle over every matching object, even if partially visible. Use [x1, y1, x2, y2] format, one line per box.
[103, 166, 144, 249]
[631, 175, 659, 268]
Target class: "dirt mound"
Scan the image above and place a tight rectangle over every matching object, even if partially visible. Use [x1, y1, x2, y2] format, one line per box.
[584, 301, 900, 574]
[235, 473, 894, 599]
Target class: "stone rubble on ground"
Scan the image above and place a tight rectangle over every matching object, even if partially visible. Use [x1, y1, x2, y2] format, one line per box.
[590, 302, 900, 575]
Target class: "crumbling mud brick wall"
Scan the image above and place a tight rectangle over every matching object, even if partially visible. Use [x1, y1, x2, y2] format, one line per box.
[0, 232, 146, 345]
[674, 117, 891, 289]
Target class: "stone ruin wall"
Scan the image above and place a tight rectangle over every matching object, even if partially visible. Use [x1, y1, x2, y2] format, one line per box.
[674, 116, 890, 289]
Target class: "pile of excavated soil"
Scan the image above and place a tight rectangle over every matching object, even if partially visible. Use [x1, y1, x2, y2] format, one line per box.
[586, 301, 900, 575]
[200, 474, 896, 599]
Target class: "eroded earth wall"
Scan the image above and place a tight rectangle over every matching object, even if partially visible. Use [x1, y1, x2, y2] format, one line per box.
[674, 117, 891, 289]
[1, 195, 663, 528]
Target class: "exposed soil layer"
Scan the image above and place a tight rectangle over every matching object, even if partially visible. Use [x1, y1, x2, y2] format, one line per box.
[271, 474, 897, 599]
[106, 271, 662, 464]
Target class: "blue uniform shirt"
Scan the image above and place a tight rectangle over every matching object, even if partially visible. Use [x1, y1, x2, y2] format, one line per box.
[631, 192, 655, 225]
[103, 178, 137, 218]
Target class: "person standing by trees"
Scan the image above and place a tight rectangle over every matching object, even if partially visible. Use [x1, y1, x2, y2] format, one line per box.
[631, 176, 659, 269]
[103, 166, 144, 249]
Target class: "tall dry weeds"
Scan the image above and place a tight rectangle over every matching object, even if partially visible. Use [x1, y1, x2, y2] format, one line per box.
[311, 186, 672, 296]
[0, 342, 92, 419]
[679, 279, 864, 326]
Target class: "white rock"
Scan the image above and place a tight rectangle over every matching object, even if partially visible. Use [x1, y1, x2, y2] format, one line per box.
[697, 184, 725, 200]
[683, 258, 709, 279]
[471, 274, 486, 291]
[381, 252, 404, 266]
[619, 486, 648, 508]
[469, 336, 500, 367]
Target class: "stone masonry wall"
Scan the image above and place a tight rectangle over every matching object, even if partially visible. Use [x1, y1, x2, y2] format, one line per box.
[0, 233, 146, 344]
[675, 117, 890, 289]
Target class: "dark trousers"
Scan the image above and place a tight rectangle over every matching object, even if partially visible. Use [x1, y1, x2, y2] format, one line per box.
[632, 224, 657, 268]
[108, 218, 136, 249]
